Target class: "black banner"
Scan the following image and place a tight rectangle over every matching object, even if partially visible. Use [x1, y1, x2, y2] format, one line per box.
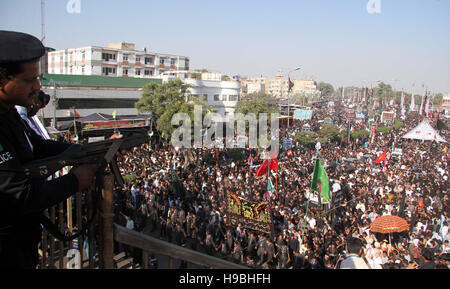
[226, 193, 273, 235]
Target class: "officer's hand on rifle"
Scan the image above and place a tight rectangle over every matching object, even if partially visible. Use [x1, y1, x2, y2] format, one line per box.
[71, 164, 100, 192]
[110, 133, 123, 140]
[109, 133, 127, 157]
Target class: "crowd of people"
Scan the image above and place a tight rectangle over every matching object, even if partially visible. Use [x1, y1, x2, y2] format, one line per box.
[112, 102, 449, 269]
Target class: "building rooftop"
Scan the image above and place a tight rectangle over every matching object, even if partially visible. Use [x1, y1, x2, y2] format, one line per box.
[41, 74, 162, 88]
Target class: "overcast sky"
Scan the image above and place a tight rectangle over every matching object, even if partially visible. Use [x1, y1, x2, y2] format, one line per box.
[1, 0, 449, 95]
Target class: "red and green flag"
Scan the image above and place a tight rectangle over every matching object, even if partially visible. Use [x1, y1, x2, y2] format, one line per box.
[310, 158, 330, 204]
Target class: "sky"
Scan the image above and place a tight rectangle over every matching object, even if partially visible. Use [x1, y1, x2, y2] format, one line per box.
[1, 0, 449, 95]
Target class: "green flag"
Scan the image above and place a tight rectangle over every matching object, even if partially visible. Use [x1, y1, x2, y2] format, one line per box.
[267, 177, 274, 197]
[112, 110, 117, 120]
[266, 158, 275, 199]
[310, 158, 330, 204]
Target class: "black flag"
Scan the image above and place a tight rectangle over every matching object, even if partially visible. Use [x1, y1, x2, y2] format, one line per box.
[437, 119, 448, 131]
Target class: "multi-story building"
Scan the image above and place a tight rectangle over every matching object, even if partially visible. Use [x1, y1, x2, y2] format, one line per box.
[47, 42, 189, 78]
[241, 77, 266, 96]
[246, 82, 265, 96]
[184, 72, 241, 119]
[292, 79, 319, 95]
[242, 77, 318, 98]
[266, 76, 289, 98]
[39, 47, 55, 75]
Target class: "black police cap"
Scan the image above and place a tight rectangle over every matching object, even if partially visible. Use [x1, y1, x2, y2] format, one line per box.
[0, 30, 45, 64]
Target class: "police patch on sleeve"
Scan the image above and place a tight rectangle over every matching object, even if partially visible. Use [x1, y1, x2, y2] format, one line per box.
[0, 144, 14, 165]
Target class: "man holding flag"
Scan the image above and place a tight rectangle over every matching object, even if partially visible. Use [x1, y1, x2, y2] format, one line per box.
[375, 149, 388, 171]
[310, 158, 330, 205]
[300, 157, 330, 241]
[256, 151, 278, 201]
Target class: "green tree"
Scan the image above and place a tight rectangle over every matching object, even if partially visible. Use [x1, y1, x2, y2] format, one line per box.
[135, 79, 210, 141]
[375, 82, 393, 106]
[319, 124, 339, 142]
[376, 126, 393, 134]
[317, 82, 334, 98]
[235, 92, 279, 120]
[414, 94, 422, 105]
[136, 79, 191, 120]
[235, 92, 280, 146]
[351, 130, 370, 140]
[295, 131, 318, 147]
[432, 93, 443, 105]
[394, 119, 404, 130]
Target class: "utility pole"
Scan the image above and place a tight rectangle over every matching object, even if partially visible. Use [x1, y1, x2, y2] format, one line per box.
[52, 80, 58, 129]
[40, 0, 46, 76]
[41, 0, 45, 45]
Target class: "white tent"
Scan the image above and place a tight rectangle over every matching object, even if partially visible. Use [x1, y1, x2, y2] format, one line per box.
[402, 120, 447, 143]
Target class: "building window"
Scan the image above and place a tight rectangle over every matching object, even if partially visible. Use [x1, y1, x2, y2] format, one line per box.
[202, 94, 208, 101]
[82, 51, 85, 59]
[102, 53, 116, 61]
[136, 56, 141, 62]
[144, 70, 150, 75]
[214, 94, 221, 101]
[136, 69, 141, 76]
[103, 67, 116, 75]
[145, 57, 152, 64]
[123, 69, 128, 75]
[170, 59, 176, 65]
[228, 95, 238, 101]
[160, 58, 165, 64]
[123, 55, 128, 61]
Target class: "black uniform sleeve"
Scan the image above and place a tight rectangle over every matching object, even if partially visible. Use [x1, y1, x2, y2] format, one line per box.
[28, 126, 72, 159]
[0, 142, 79, 220]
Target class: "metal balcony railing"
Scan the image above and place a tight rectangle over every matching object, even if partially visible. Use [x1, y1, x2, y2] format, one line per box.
[38, 174, 247, 269]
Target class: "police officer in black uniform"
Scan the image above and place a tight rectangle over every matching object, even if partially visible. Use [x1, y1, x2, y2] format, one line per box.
[0, 30, 98, 269]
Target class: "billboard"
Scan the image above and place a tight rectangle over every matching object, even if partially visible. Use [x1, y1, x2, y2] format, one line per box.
[294, 109, 313, 120]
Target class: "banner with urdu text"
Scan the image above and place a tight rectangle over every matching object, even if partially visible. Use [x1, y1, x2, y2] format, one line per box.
[226, 192, 273, 235]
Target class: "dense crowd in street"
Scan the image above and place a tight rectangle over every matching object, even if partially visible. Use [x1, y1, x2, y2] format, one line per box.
[112, 103, 449, 269]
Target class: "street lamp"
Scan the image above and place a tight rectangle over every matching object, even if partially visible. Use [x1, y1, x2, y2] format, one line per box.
[287, 67, 301, 128]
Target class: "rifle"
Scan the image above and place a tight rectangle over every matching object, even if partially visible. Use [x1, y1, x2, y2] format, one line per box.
[24, 133, 148, 185]
[23, 133, 148, 242]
